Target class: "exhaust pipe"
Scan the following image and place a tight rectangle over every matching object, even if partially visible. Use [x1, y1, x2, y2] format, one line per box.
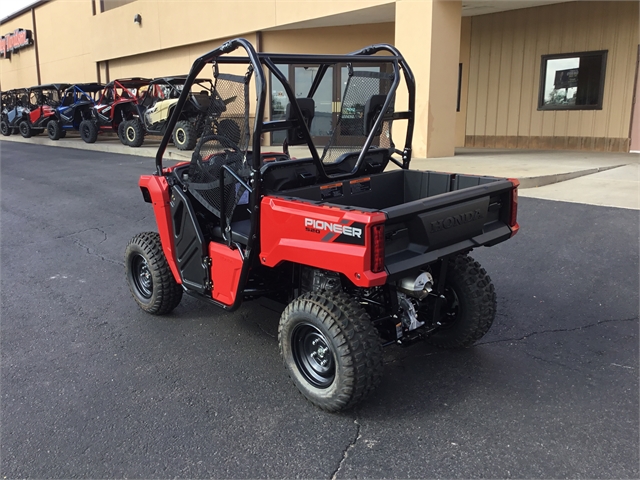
[397, 272, 434, 300]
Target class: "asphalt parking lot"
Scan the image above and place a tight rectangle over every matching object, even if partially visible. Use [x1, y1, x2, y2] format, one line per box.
[1, 142, 638, 478]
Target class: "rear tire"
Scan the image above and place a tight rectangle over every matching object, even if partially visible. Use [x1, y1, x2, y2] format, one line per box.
[173, 120, 197, 150]
[125, 119, 144, 147]
[125, 232, 182, 315]
[426, 254, 496, 348]
[279, 291, 383, 412]
[19, 120, 32, 138]
[0, 120, 10, 136]
[47, 119, 62, 140]
[79, 119, 98, 143]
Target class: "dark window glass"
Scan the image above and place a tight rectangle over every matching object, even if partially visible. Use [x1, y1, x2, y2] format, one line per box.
[101, 0, 136, 13]
[457, 63, 462, 112]
[538, 51, 607, 110]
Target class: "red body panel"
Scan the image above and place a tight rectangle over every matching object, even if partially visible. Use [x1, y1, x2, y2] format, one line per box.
[138, 174, 182, 284]
[208, 242, 244, 306]
[29, 105, 54, 124]
[259, 196, 387, 287]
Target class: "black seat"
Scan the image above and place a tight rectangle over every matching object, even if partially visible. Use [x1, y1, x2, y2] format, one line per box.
[212, 219, 251, 244]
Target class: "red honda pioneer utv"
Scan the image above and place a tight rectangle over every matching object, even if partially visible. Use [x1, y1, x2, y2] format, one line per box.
[122, 76, 214, 150]
[18, 84, 69, 138]
[125, 39, 519, 412]
[81, 78, 150, 144]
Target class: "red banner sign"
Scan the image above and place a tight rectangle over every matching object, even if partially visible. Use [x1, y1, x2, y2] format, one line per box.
[0, 29, 33, 59]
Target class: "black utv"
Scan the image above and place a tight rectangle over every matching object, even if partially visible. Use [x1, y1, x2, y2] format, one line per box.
[122, 76, 213, 150]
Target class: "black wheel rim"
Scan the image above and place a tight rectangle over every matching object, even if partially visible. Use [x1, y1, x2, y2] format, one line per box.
[291, 323, 335, 389]
[20, 123, 27, 135]
[176, 128, 185, 144]
[48, 123, 55, 136]
[82, 124, 89, 137]
[1, 123, 7, 135]
[131, 254, 153, 299]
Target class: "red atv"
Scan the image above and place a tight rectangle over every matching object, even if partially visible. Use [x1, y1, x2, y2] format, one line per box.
[125, 39, 519, 412]
[80, 78, 150, 144]
[18, 84, 69, 138]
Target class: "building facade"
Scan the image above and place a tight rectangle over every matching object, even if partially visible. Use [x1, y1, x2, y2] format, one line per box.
[1, 0, 638, 156]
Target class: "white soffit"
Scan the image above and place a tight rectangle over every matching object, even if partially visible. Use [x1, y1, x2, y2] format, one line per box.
[462, 0, 574, 17]
[267, 0, 575, 31]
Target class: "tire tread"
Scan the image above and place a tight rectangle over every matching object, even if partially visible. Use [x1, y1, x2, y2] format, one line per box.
[279, 291, 383, 412]
[125, 232, 182, 315]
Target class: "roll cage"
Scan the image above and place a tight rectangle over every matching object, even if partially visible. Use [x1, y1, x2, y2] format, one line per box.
[99, 78, 150, 106]
[141, 76, 214, 100]
[156, 38, 415, 177]
[27, 84, 69, 109]
[60, 83, 104, 106]
[150, 38, 416, 312]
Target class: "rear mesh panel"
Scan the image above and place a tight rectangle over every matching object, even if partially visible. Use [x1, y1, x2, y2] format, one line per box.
[187, 72, 252, 223]
[321, 70, 395, 164]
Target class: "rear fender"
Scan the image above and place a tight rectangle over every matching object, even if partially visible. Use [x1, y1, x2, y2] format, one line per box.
[260, 196, 387, 287]
[138, 175, 181, 284]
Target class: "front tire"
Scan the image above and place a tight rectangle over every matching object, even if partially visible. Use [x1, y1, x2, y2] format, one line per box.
[426, 254, 496, 348]
[124, 119, 144, 147]
[279, 291, 383, 412]
[0, 120, 10, 136]
[79, 119, 98, 143]
[125, 232, 182, 315]
[173, 120, 197, 150]
[47, 119, 62, 140]
[19, 120, 32, 138]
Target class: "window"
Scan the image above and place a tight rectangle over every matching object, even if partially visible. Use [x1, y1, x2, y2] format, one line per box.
[101, 0, 137, 13]
[538, 51, 607, 110]
[457, 63, 462, 112]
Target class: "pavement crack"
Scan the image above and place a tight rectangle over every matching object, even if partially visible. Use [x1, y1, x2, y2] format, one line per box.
[72, 238, 123, 266]
[524, 352, 581, 372]
[478, 317, 638, 346]
[331, 417, 361, 480]
[256, 323, 276, 338]
[54, 227, 108, 240]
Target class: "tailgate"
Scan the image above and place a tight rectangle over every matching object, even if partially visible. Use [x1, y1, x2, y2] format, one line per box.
[382, 178, 517, 279]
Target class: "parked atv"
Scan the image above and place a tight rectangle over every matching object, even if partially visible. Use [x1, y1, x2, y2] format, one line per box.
[81, 78, 150, 144]
[47, 83, 104, 140]
[18, 84, 69, 138]
[122, 76, 213, 150]
[125, 39, 520, 412]
[0, 89, 28, 136]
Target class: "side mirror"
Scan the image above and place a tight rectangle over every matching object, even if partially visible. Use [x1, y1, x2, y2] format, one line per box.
[286, 98, 315, 146]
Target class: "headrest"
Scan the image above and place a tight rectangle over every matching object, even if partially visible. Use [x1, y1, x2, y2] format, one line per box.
[285, 97, 315, 145]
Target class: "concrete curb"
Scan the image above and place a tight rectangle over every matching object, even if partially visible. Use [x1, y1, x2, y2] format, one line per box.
[0, 133, 191, 162]
[1, 135, 629, 189]
[518, 164, 627, 188]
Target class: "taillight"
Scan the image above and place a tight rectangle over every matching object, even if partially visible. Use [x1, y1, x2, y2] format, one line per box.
[371, 224, 385, 273]
[508, 178, 520, 237]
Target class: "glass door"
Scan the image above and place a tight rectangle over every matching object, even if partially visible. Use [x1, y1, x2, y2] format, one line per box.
[269, 65, 334, 146]
[294, 65, 333, 145]
[269, 63, 389, 147]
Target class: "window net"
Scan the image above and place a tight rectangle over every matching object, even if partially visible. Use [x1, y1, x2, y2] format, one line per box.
[186, 71, 252, 225]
